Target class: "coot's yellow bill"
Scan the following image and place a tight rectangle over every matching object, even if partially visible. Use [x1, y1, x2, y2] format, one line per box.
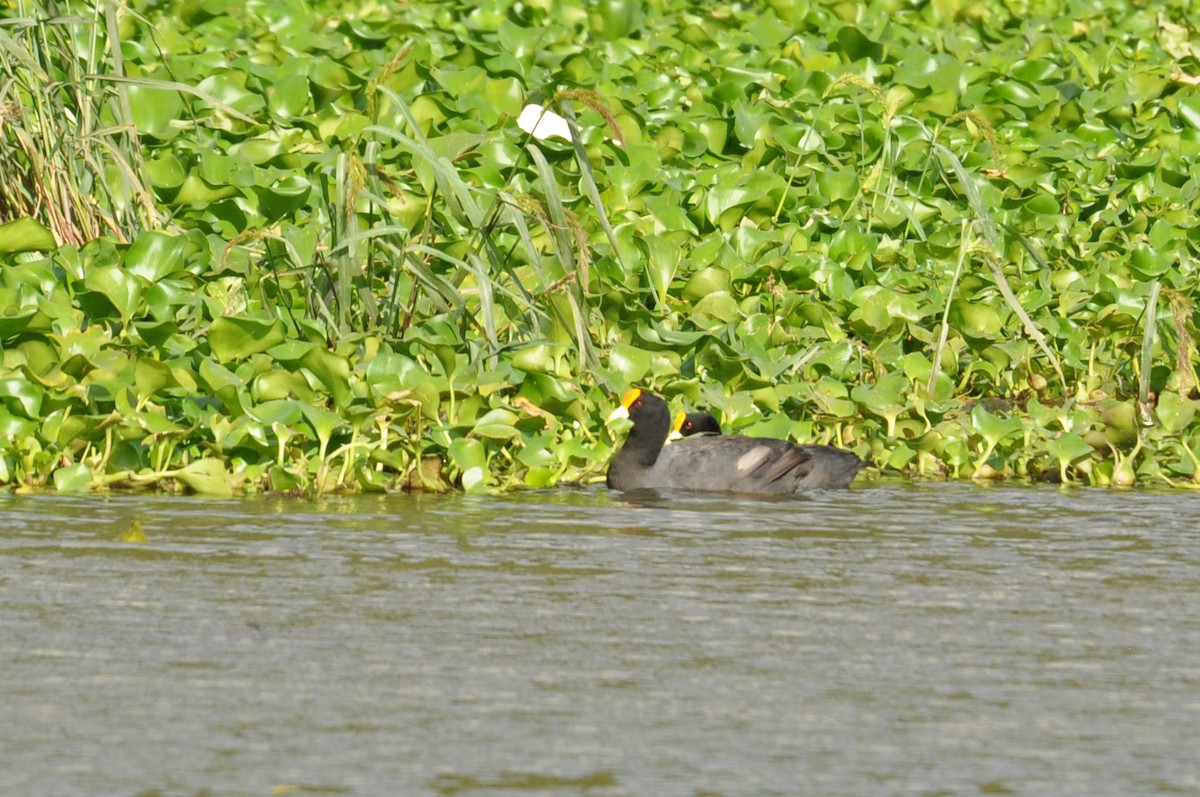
[606, 388, 643, 423]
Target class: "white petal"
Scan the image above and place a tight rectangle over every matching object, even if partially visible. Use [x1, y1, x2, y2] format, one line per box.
[518, 103, 572, 142]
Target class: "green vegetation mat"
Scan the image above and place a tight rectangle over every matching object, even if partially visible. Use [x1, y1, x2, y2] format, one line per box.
[2, 0, 1200, 494]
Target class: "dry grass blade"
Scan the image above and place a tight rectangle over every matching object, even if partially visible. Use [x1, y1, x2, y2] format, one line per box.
[1168, 288, 1198, 397]
[0, 7, 161, 241]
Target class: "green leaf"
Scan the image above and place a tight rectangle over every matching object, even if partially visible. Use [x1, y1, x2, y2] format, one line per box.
[248, 399, 305, 427]
[126, 85, 185, 138]
[124, 231, 187, 282]
[175, 458, 234, 498]
[971, 404, 1025, 446]
[609, 343, 655, 384]
[53, 463, 94, 494]
[0, 218, 57, 254]
[209, 315, 287, 362]
[472, 408, 521, 440]
[146, 154, 187, 202]
[448, 437, 488, 494]
[0, 377, 44, 418]
[135, 358, 179, 399]
[268, 74, 311, 119]
[1047, 432, 1095, 463]
[251, 176, 312, 220]
[300, 347, 352, 406]
[642, 234, 681, 306]
[84, 265, 142, 322]
[298, 403, 346, 451]
[851, 372, 909, 435]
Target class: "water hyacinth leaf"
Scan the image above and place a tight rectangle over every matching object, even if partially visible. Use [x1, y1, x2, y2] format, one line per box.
[135, 358, 179, 399]
[126, 84, 185, 138]
[248, 399, 305, 427]
[251, 176, 312, 220]
[175, 458, 234, 498]
[300, 347, 352, 406]
[774, 123, 824, 154]
[738, 412, 794, 441]
[812, 378, 858, 419]
[1128, 245, 1170, 280]
[125, 230, 186, 283]
[146, 154, 187, 202]
[0, 218, 57, 254]
[832, 25, 884, 62]
[1156, 392, 1198, 434]
[0, 377, 45, 418]
[516, 434, 558, 469]
[298, 403, 346, 451]
[511, 343, 567, 376]
[1047, 433, 1096, 480]
[268, 340, 320, 363]
[198, 358, 247, 415]
[364, 350, 421, 395]
[53, 463, 94, 494]
[0, 408, 37, 439]
[134, 319, 178, 348]
[268, 73, 311, 119]
[681, 266, 730, 303]
[523, 466, 553, 488]
[971, 404, 1025, 447]
[208, 316, 287, 362]
[0, 308, 44, 341]
[448, 437, 487, 494]
[642, 234, 680, 307]
[84, 266, 142, 322]
[953, 300, 1004, 340]
[254, 369, 316, 402]
[692, 291, 739, 324]
[144, 280, 197, 320]
[705, 186, 756, 226]
[196, 73, 265, 117]
[609, 343, 655, 384]
[42, 409, 88, 446]
[132, 410, 184, 436]
[472, 408, 522, 440]
[851, 373, 909, 436]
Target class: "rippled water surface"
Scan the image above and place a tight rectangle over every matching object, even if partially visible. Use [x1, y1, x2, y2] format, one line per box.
[3, 484, 1199, 796]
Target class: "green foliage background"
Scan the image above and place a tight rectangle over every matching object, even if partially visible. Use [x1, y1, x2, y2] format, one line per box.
[2, 0, 1200, 493]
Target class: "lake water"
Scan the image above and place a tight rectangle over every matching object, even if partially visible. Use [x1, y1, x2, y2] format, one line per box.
[2, 483, 1198, 796]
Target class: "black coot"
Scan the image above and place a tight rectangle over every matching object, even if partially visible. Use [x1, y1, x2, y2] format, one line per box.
[606, 389, 866, 494]
[672, 411, 722, 437]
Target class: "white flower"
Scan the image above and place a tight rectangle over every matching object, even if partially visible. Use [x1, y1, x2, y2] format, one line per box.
[517, 103, 572, 142]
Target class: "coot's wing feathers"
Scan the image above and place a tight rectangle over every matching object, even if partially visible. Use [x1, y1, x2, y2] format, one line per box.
[791, 445, 867, 490]
[652, 435, 861, 493]
[756, 442, 814, 485]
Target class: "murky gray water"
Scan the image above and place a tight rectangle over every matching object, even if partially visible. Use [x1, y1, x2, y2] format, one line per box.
[2, 484, 1198, 796]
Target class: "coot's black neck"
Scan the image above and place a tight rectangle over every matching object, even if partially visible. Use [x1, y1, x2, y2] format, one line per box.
[622, 420, 667, 468]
